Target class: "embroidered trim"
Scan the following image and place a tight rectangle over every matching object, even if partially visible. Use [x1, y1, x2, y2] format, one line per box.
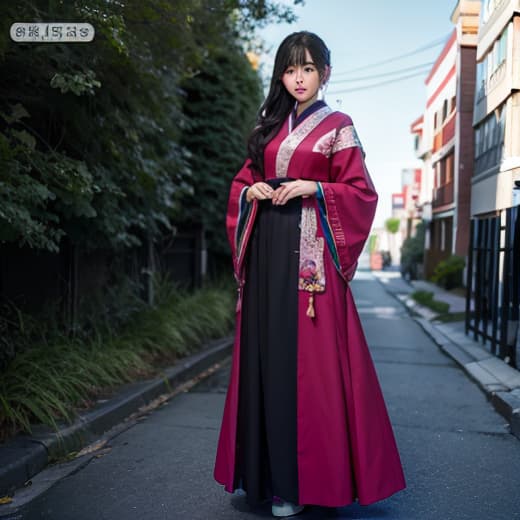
[275, 105, 333, 178]
[312, 129, 336, 158]
[298, 207, 326, 293]
[316, 182, 350, 282]
[331, 125, 362, 154]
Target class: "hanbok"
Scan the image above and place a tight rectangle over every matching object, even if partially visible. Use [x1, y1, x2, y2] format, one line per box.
[215, 100, 406, 507]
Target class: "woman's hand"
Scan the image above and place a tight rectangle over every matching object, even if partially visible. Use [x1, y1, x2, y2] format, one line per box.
[246, 182, 274, 203]
[272, 180, 318, 205]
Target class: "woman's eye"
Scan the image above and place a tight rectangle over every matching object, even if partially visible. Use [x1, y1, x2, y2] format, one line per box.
[285, 68, 294, 74]
[304, 67, 315, 73]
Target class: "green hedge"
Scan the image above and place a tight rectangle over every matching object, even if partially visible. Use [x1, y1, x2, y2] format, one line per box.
[411, 290, 450, 314]
[431, 255, 465, 290]
[0, 283, 234, 439]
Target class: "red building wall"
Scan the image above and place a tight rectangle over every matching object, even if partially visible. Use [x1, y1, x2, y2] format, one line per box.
[455, 45, 477, 257]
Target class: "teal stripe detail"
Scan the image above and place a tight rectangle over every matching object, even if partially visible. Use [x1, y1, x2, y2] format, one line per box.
[236, 186, 251, 254]
[316, 182, 341, 272]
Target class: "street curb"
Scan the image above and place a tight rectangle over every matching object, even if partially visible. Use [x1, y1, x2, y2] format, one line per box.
[375, 277, 520, 441]
[0, 336, 233, 497]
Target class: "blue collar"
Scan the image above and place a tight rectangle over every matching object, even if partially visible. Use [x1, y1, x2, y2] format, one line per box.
[292, 100, 327, 129]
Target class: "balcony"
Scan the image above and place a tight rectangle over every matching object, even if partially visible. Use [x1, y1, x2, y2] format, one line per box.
[432, 181, 454, 209]
[432, 114, 456, 153]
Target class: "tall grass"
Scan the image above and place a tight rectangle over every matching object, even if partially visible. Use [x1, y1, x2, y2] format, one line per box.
[411, 290, 450, 315]
[0, 281, 235, 439]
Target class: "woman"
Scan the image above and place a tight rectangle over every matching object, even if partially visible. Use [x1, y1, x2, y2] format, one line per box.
[215, 31, 405, 517]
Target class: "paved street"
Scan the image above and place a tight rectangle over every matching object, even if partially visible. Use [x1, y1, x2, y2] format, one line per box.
[6, 273, 520, 520]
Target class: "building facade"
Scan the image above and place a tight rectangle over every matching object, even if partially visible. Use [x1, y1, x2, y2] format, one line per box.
[466, 0, 520, 366]
[472, 0, 520, 214]
[411, 0, 480, 278]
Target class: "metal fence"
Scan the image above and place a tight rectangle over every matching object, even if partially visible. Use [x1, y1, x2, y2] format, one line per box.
[465, 206, 520, 367]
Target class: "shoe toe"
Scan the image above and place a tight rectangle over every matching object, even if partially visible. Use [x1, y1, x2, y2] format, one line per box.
[271, 501, 304, 517]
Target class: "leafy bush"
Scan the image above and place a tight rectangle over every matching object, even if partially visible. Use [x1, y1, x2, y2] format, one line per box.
[411, 290, 450, 314]
[431, 255, 465, 290]
[385, 217, 400, 234]
[0, 280, 235, 439]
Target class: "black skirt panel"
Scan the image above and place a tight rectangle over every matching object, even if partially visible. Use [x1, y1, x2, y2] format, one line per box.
[235, 178, 301, 506]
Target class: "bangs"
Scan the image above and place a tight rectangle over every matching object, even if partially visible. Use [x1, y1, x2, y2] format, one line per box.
[285, 45, 311, 68]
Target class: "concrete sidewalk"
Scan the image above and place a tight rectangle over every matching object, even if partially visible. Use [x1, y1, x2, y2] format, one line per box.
[373, 270, 520, 440]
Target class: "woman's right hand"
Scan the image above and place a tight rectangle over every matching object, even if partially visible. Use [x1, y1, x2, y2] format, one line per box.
[246, 182, 274, 203]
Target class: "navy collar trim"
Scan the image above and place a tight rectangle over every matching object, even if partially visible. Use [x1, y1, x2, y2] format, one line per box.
[292, 100, 327, 129]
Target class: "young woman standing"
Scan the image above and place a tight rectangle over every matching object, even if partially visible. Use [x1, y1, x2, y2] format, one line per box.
[215, 31, 406, 517]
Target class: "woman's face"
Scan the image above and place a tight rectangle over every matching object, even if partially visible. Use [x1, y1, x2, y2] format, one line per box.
[281, 48, 321, 113]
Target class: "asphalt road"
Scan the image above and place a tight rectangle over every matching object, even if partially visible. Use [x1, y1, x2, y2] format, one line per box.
[6, 272, 520, 520]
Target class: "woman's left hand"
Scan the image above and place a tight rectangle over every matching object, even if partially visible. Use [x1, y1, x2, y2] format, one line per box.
[271, 180, 318, 205]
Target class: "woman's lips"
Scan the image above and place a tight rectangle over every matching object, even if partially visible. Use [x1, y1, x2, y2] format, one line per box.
[295, 88, 306, 93]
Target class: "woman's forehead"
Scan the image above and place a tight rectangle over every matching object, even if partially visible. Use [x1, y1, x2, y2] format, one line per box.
[286, 47, 314, 66]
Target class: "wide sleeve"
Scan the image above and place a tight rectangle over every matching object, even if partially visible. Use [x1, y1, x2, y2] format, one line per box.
[315, 118, 378, 281]
[226, 159, 258, 279]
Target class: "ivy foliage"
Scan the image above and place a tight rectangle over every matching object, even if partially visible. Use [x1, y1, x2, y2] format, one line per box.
[0, 0, 302, 253]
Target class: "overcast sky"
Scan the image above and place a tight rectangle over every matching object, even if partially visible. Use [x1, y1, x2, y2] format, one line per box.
[258, 0, 463, 227]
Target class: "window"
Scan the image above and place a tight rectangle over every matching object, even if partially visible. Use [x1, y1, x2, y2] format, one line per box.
[434, 162, 440, 188]
[482, 0, 507, 25]
[475, 60, 486, 100]
[445, 154, 454, 183]
[475, 127, 481, 157]
[487, 25, 508, 82]
[441, 159, 446, 185]
[442, 99, 448, 121]
[498, 28, 506, 63]
[474, 102, 506, 159]
[498, 105, 505, 142]
[487, 116, 496, 149]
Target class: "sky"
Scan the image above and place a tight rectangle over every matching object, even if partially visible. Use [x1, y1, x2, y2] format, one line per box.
[258, 0, 462, 227]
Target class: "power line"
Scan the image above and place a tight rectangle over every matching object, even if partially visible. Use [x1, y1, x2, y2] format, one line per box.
[329, 61, 434, 84]
[327, 69, 429, 95]
[332, 33, 450, 77]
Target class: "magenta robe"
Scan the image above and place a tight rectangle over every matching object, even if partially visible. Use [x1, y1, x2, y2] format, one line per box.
[215, 105, 406, 507]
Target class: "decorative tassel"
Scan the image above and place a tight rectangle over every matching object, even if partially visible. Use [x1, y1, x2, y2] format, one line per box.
[306, 292, 315, 319]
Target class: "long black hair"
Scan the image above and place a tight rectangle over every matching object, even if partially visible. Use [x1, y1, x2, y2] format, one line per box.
[247, 31, 331, 177]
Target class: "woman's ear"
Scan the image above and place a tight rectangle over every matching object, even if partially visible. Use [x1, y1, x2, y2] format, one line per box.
[321, 65, 331, 87]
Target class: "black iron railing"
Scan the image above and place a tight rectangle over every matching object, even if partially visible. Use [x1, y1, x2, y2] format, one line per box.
[466, 206, 520, 367]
